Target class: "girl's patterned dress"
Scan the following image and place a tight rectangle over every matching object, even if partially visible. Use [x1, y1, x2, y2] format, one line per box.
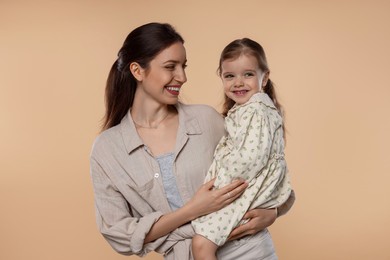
[192, 92, 292, 246]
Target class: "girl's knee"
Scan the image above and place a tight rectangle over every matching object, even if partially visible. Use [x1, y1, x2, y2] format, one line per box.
[192, 235, 218, 260]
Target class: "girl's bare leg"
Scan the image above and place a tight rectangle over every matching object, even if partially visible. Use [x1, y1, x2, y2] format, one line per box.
[192, 234, 218, 260]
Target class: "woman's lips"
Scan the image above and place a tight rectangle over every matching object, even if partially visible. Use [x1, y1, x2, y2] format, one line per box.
[165, 85, 181, 96]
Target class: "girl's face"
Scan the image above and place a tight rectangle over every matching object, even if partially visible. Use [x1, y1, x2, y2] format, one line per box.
[221, 54, 268, 105]
[134, 42, 187, 105]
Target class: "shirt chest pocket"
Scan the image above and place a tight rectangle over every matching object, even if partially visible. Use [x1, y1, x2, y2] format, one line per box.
[126, 177, 171, 214]
[120, 150, 172, 213]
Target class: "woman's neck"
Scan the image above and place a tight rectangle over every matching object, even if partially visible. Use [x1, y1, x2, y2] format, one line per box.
[131, 96, 172, 128]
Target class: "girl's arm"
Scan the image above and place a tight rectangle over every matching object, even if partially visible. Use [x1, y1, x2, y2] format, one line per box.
[144, 178, 248, 243]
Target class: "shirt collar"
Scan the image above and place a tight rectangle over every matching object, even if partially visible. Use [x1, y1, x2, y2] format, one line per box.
[176, 102, 202, 136]
[120, 103, 202, 154]
[120, 111, 144, 154]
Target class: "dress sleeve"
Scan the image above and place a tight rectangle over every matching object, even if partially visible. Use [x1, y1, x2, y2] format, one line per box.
[213, 103, 274, 188]
[90, 157, 166, 257]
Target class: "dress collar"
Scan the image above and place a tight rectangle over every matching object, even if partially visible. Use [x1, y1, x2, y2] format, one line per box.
[230, 92, 276, 115]
[249, 92, 276, 109]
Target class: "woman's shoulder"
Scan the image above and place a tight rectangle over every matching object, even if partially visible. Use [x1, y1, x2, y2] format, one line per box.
[90, 124, 123, 159]
[178, 103, 225, 136]
[178, 103, 223, 120]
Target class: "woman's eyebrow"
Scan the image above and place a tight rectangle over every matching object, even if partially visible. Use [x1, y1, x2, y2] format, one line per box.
[163, 59, 187, 64]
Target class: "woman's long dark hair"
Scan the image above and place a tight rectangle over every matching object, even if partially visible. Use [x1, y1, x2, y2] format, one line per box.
[102, 23, 184, 131]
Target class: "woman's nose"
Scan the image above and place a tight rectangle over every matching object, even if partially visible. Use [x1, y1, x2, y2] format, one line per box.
[175, 68, 187, 83]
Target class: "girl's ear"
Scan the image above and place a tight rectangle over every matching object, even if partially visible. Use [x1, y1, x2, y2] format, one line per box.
[262, 71, 270, 87]
[130, 62, 143, 81]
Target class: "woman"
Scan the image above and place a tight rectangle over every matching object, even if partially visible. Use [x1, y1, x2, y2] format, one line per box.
[90, 22, 295, 260]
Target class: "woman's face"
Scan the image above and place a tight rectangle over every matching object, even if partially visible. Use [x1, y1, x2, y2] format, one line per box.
[136, 42, 187, 105]
[221, 54, 267, 105]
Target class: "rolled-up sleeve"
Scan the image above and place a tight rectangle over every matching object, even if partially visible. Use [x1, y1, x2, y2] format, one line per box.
[90, 157, 166, 256]
[155, 224, 195, 256]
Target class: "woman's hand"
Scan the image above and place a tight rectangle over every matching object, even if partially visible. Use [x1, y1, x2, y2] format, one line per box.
[227, 208, 277, 241]
[145, 178, 247, 244]
[186, 178, 248, 219]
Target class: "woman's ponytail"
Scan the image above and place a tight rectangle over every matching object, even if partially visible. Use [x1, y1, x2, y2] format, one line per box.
[102, 60, 136, 130]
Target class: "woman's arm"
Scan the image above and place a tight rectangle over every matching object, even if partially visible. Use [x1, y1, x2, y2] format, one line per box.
[145, 178, 248, 243]
[91, 157, 162, 256]
[228, 190, 296, 240]
[92, 155, 247, 255]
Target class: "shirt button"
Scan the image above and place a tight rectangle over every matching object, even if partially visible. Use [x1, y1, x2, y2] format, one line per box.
[154, 173, 159, 178]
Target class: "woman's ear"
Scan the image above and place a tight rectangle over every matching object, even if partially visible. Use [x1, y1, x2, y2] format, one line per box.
[262, 72, 270, 87]
[130, 62, 143, 81]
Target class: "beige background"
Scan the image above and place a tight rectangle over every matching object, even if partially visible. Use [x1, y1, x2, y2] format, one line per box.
[1, 0, 390, 259]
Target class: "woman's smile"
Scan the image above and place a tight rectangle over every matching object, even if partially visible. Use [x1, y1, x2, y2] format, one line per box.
[165, 85, 182, 96]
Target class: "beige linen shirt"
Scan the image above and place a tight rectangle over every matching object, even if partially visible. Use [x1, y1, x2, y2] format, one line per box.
[90, 103, 295, 260]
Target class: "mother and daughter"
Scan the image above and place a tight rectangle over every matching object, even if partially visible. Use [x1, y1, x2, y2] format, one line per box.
[90, 22, 295, 260]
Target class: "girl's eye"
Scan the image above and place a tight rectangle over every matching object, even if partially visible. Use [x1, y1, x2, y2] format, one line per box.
[223, 74, 234, 79]
[182, 64, 187, 69]
[244, 72, 254, 77]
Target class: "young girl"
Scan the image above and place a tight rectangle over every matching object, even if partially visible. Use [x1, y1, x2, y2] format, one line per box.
[191, 38, 292, 260]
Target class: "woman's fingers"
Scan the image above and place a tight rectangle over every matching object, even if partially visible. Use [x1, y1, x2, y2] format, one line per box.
[191, 178, 247, 217]
[218, 179, 247, 202]
[228, 208, 277, 241]
[219, 179, 246, 194]
[203, 178, 216, 190]
[228, 221, 255, 240]
[242, 209, 256, 220]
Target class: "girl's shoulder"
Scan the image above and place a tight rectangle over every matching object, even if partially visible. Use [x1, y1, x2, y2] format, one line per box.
[229, 94, 282, 125]
[248, 93, 276, 110]
[236, 93, 278, 115]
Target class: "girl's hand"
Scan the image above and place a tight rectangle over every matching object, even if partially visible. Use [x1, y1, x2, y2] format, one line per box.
[227, 208, 277, 241]
[186, 178, 248, 219]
